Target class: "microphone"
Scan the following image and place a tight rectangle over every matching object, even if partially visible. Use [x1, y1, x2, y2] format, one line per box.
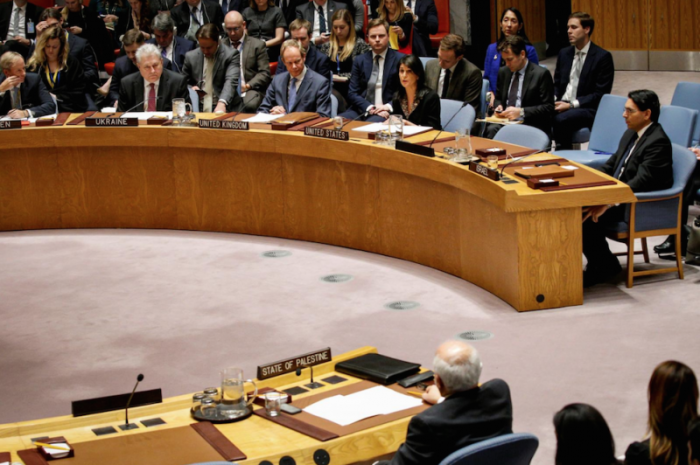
[340, 110, 369, 131]
[121, 96, 161, 114]
[499, 150, 546, 177]
[429, 101, 468, 147]
[295, 366, 323, 389]
[120, 373, 144, 431]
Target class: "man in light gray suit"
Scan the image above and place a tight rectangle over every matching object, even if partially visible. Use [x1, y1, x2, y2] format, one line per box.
[425, 34, 482, 115]
[182, 23, 244, 112]
[221, 11, 272, 112]
[258, 39, 331, 117]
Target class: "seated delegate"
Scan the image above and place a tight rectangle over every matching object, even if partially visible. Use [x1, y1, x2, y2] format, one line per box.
[0, 51, 55, 118]
[391, 54, 441, 130]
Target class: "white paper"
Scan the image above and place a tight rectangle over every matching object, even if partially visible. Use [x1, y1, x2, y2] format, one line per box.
[351, 122, 432, 136]
[540, 179, 556, 183]
[0, 461, 10, 465]
[521, 166, 534, 170]
[101, 107, 117, 113]
[120, 111, 172, 120]
[243, 113, 284, 123]
[303, 386, 423, 426]
[42, 442, 70, 458]
[562, 165, 579, 170]
[1, 114, 57, 122]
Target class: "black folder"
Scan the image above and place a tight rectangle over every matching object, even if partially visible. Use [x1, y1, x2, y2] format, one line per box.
[335, 354, 420, 385]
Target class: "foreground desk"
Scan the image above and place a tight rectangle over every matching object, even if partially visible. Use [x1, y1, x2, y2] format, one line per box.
[0, 347, 424, 465]
[0, 117, 635, 311]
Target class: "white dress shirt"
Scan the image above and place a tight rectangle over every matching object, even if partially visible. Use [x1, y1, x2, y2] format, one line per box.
[561, 40, 590, 108]
[365, 48, 389, 111]
[437, 61, 458, 97]
[7, 2, 27, 40]
[619, 122, 653, 178]
[311, 1, 329, 39]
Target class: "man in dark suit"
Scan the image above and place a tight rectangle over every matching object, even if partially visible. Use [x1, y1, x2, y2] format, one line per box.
[373, 340, 513, 465]
[63, 0, 115, 67]
[553, 12, 614, 150]
[0, 51, 55, 117]
[277, 19, 331, 80]
[425, 34, 481, 114]
[117, 44, 191, 112]
[407, 0, 437, 57]
[277, 0, 306, 35]
[259, 39, 331, 117]
[183, 23, 243, 112]
[148, 13, 196, 73]
[0, 0, 44, 58]
[295, 0, 346, 46]
[171, 0, 225, 41]
[485, 34, 554, 139]
[341, 18, 405, 122]
[582, 90, 673, 287]
[222, 11, 271, 112]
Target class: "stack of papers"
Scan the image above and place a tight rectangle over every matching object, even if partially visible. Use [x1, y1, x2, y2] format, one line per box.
[303, 386, 423, 426]
[120, 112, 172, 120]
[243, 113, 284, 123]
[352, 122, 432, 136]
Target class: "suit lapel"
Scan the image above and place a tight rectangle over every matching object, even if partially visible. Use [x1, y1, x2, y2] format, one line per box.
[156, 72, 168, 111]
[212, 46, 223, 81]
[280, 73, 290, 111]
[520, 61, 534, 105]
[577, 43, 597, 94]
[135, 76, 146, 111]
[292, 72, 312, 112]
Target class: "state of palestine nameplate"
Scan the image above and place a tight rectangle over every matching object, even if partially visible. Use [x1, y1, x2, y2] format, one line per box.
[198, 119, 249, 130]
[85, 117, 138, 127]
[0, 120, 22, 130]
[257, 347, 332, 380]
[304, 126, 349, 141]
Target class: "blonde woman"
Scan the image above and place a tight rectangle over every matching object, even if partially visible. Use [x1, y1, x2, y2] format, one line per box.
[377, 0, 411, 51]
[27, 25, 88, 112]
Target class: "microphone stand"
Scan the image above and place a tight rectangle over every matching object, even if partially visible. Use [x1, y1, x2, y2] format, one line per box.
[296, 366, 323, 389]
[119, 374, 144, 431]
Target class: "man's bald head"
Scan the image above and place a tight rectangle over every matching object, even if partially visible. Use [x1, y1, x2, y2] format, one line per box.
[433, 340, 481, 395]
[224, 11, 246, 43]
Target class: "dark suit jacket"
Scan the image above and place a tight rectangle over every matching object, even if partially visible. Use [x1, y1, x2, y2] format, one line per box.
[36, 55, 88, 112]
[222, 34, 271, 110]
[258, 67, 331, 117]
[0, 1, 44, 41]
[347, 48, 405, 114]
[391, 87, 441, 130]
[0, 72, 55, 117]
[425, 57, 481, 114]
[172, 0, 225, 37]
[388, 379, 513, 465]
[494, 60, 554, 136]
[277, 0, 307, 33]
[277, 43, 331, 80]
[183, 44, 243, 111]
[65, 6, 115, 66]
[108, 55, 175, 104]
[412, 0, 437, 57]
[146, 36, 196, 73]
[553, 41, 614, 111]
[28, 32, 99, 88]
[295, 0, 346, 37]
[117, 68, 190, 112]
[599, 123, 673, 193]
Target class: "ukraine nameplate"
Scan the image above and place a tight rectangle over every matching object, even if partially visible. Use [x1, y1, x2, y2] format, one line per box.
[85, 118, 138, 127]
[304, 126, 349, 141]
[257, 347, 332, 380]
[198, 119, 249, 130]
[0, 120, 21, 129]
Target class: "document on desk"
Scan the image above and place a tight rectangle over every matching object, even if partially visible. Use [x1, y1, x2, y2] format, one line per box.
[243, 113, 284, 123]
[121, 111, 173, 120]
[352, 122, 433, 136]
[303, 386, 423, 426]
[1, 114, 57, 122]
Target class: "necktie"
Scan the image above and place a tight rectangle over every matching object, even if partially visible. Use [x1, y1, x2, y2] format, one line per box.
[147, 83, 156, 112]
[232, 41, 241, 49]
[191, 6, 200, 25]
[161, 47, 167, 58]
[366, 55, 380, 104]
[221, 0, 228, 12]
[318, 6, 326, 34]
[12, 7, 20, 37]
[288, 77, 297, 111]
[613, 133, 639, 179]
[441, 69, 451, 99]
[507, 70, 520, 108]
[10, 86, 22, 110]
[203, 57, 214, 111]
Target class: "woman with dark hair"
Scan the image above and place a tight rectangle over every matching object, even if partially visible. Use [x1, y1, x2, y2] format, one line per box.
[89, 0, 128, 40]
[123, 0, 155, 39]
[377, 0, 412, 52]
[553, 403, 619, 465]
[242, 0, 286, 63]
[484, 7, 539, 97]
[27, 25, 88, 113]
[391, 55, 441, 130]
[625, 361, 699, 465]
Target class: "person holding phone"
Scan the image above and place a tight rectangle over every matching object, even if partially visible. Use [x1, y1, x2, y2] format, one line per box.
[376, 0, 411, 52]
[294, 0, 346, 47]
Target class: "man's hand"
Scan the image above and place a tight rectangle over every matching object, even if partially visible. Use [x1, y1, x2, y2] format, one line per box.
[191, 85, 201, 92]
[422, 385, 442, 405]
[488, 92, 495, 108]
[390, 25, 405, 40]
[582, 205, 611, 223]
[213, 101, 227, 113]
[36, 20, 50, 35]
[690, 147, 700, 159]
[500, 106, 521, 121]
[314, 33, 330, 45]
[370, 104, 391, 114]
[242, 83, 251, 91]
[68, 26, 82, 35]
[103, 14, 119, 23]
[0, 76, 20, 92]
[7, 109, 28, 119]
[555, 101, 571, 113]
[270, 105, 286, 115]
[11, 36, 30, 46]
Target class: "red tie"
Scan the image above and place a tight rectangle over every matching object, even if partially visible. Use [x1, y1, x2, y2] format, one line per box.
[147, 83, 156, 112]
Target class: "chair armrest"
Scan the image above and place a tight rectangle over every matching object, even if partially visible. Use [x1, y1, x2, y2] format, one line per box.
[635, 187, 684, 201]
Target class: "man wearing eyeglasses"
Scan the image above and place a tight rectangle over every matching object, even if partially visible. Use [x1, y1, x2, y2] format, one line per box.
[221, 10, 271, 112]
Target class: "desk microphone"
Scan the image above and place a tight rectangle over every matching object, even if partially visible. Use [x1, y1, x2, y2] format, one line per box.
[340, 110, 369, 131]
[120, 373, 144, 431]
[429, 101, 468, 148]
[121, 96, 161, 114]
[499, 150, 546, 177]
[296, 366, 323, 389]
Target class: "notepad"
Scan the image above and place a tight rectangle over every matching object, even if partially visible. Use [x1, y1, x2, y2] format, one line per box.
[42, 442, 71, 458]
[243, 113, 284, 123]
[121, 112, 173, 120]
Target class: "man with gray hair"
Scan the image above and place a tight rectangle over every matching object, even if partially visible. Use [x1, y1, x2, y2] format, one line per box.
[147, 13, 196, 73]
[374, 340, 513, 465]
[0, 51, 54, 117]
[117, 44, 190, 112]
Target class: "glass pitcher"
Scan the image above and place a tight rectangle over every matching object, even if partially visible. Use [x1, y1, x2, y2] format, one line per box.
[220, 367, 258, 418]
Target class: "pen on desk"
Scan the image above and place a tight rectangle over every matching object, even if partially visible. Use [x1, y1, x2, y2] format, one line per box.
[406, 390, 424, 397]
[34, 442, 70, 451]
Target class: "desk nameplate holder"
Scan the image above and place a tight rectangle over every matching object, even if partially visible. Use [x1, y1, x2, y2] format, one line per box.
[304, 126, 349, 141]
[198, 119, 249, 130]
[469, 160, 501, 181]
[395, 140, 435, 158]
[0, 120, 21, 130]
[85, 117, 138, 127]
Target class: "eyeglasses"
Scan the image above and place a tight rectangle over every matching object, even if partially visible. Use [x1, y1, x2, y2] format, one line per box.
[623, 107, 639, 114]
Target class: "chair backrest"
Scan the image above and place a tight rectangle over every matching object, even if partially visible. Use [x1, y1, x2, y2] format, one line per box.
[588, 94, 628, 154]
[419, 57, 432, 68]
[330, 93, 338, 117]
[493, 124, 551, 152]
[671, 143, 699, 196]
[659, 105, 698, 147]
[439, 433, 539, 465]
[671, 81, 700, 144]
[432, 0, 450, 43]
[480, 79, 489, 117]
[270, 61, 278, 76]
[440, 100, 475, 132]
[188, 86, 199, 112]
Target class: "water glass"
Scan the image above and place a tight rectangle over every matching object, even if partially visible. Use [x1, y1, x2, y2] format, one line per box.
[191, 392, 206, 413]
[332, 116, 344, 130]
[387, 115, 403, 142]
[487, 155, 499, 170]
[200, 398, 217, 418]
[264, 392, 283, 417]
[172, 98, 192, 125]
[374, 130, 390, 146]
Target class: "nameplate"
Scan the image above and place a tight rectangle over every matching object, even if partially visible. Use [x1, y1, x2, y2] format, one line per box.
[85, 117, 138, 127]
[257, 347, 332, 380]
[469, 160, 501, 181]
[304, 126, 349, 141]
[0, 120, 21, 130]
[198, 119, 249, 130]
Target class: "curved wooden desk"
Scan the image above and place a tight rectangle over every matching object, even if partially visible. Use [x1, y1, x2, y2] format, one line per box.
[0, 121, 635, 311]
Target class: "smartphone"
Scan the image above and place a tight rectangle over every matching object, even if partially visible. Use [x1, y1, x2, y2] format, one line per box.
[280, 403, 301, 415]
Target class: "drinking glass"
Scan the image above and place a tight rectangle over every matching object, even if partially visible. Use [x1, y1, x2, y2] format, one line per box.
[453, 128, 472, 162]
[220, 367, 257, 418]
[172, 98, 192, 126]
[387, 115, 403, 143]
[487, 155, 499, 170]
[264, 392, 282, 417]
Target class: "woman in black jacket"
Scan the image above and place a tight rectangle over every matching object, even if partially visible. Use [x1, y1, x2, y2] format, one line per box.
[391, 54, 441, 130]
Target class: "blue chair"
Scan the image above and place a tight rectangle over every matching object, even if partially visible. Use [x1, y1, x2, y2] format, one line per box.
[556, 94, 628, 165]
[419, 57, 432, 68]
[571, 127, 591, 148]
[438, 433, 539, 465]
[671, 81, 700, 145]
[188, 86, 199, 112]
[605, 144, 697, 288]
[493, 124, 551, 152]
[479, 79, 489, 117]
[659, 105, 698, 147]
[330, 93, 338, 117]
[440, 100, 475, 132]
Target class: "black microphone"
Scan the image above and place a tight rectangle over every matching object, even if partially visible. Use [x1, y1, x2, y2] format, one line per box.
[295, 366, 323, 389]
[340, 110, 369, 131]
[120, 373, 144, 431]
[121, 96, 161, 114]
[429, 101, 468, 148]
[499, 150, 546, 177]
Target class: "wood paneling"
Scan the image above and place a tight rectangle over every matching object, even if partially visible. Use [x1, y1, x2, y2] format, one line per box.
[495, 0, 547, 44]
[573, 0, 649, 50]
[649, 0, 700, 51]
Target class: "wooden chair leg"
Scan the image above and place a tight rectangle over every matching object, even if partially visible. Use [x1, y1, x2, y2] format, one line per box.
[675, 233, 685, 280]
[642, 238, 650, 263]
[626, 239, 635, 288]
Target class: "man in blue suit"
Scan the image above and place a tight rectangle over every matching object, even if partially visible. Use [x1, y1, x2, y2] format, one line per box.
[407, 0, 438, 57]
[276, 19, 331, 81]
[258, 39, 331, 117]
[553, 12, 614, 150]
[148, 13, 196, 73]
[341, 18, 405, 122]
[0, 52, 55, 118]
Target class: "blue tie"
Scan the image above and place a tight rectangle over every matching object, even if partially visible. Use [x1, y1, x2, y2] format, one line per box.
[613, 133, 639, 179]
[288, 77, 297, 111]
[222, 0, 228, 11]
